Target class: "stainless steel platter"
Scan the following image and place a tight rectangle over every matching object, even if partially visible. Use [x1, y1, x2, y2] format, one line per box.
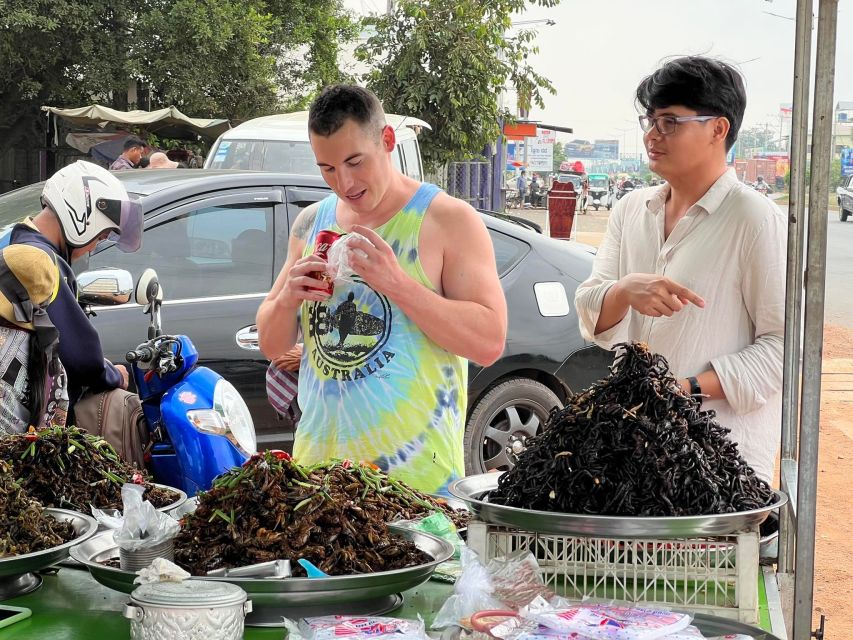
[70, 524, 454, 626]
[0, 508, 98, 599]
[152, 484, 187, 515]
[449, 473, 788, 538]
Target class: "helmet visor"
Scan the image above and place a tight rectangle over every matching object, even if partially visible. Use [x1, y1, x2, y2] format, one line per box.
[116, 199, 144, 253]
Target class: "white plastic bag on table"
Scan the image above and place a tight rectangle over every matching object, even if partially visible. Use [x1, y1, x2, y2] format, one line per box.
[113, 483, 180, 551]
[326, 232, 372, 285]
[296, 615, 428, 639]
[432, 547, 505, 630]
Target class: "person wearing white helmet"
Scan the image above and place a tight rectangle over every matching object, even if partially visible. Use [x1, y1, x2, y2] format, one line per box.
[5, 160, 144, 409]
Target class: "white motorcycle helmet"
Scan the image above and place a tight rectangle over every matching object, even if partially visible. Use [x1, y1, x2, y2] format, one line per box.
[40, 160, 143, 253]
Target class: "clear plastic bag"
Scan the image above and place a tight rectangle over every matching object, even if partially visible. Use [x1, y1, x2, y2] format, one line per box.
[326, 232, 372, 285]
[432, 548, 505, 630]
[113, 484, 180, 551]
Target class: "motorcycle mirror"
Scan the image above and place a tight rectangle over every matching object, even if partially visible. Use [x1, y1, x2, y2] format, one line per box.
[77, 268, 134, 307]
[135, 268, 163, 306]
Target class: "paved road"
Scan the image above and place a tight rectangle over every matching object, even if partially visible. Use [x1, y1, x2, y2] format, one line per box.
[824, 211, 853, 328]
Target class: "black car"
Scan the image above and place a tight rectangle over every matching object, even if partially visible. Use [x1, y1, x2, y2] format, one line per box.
[0, 170, 610, 472]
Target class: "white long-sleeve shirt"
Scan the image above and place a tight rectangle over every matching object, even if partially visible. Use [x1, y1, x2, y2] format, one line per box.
[574, 170, 786, 482]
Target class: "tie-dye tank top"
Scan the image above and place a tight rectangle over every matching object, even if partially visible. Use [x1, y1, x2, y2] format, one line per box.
[294, 183, 467, 494]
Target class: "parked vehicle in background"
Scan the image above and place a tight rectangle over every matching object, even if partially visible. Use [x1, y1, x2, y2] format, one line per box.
[0, 170, 611, 474]
[555, 171, 588, 211]
[586, 173, 612, 210]
[205, 111, 430, 182]
[837, 174, 853, 222]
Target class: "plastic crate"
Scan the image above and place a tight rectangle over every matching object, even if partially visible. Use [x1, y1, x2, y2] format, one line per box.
[466, 520, 760, 624]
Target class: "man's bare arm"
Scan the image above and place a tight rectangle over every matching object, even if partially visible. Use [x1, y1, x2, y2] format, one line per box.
[347, 198, 507, 366]
[256, 202, 327, 359]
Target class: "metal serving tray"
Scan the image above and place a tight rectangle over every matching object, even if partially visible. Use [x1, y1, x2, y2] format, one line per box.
[70, 524, 454, 626]
[449, 473, 788, 538]
[0, 508, 98, 599]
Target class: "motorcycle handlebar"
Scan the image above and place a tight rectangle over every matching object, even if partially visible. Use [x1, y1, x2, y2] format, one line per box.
[126, 345, 156, 363]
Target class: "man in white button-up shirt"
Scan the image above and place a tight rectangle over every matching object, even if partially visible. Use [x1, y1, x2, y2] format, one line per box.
[574, 57, 786, 482]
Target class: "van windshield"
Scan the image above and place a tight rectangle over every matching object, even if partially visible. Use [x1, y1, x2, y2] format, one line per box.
[207, 140, 320, 174]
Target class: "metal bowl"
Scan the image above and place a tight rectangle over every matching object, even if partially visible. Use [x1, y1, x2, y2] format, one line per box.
[449, 473, 788, 538]
[151, 484, 188, 515]
[0, 508, 98, 599]
[70, 524, 454, 626]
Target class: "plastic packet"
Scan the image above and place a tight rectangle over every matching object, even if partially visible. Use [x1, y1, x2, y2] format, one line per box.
[297, 615, 428, 639]
[432, 547, 505, 629]
[524, 600, 693, 639]
[326, 232, 372, 285]
[133, 557, 191, 584]
[114, 484, 181, 551]
[394, 511, 465, 560]
[487, 552, 553, 610]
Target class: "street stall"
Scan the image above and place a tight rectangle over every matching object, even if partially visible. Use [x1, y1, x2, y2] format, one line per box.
[0, 0, 838, 637]
[40, 105, 231, 171]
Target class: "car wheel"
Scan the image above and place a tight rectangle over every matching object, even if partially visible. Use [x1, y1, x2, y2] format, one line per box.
[463, 378, 562, 474]
[841, 207, 850, 223]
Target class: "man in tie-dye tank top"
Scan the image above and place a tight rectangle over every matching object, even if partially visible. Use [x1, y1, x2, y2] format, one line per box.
[256, 85, 507, 494]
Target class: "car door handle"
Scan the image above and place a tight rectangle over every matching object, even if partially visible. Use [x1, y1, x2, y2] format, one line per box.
[236, 325, 261, 351]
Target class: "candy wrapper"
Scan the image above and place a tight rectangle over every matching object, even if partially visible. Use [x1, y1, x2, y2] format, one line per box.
[296, 615, 428, 639]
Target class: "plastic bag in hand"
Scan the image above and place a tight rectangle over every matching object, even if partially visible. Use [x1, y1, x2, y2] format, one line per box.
[326, 232, 372, 285]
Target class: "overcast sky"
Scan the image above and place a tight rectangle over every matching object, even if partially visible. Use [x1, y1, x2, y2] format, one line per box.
[345, 1, 852, 151]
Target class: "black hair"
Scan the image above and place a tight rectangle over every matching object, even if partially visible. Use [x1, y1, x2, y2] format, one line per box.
[138, 155, 150, 168]
[123, 137, 145, 151]
[308, 85, 386, 138]
[635, 56, 746, 151]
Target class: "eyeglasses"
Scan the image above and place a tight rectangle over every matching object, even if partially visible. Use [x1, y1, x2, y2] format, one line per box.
[638, 114, 719, 135]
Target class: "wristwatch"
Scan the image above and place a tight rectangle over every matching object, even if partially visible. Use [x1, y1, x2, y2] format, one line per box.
[687, 376, 702, 405]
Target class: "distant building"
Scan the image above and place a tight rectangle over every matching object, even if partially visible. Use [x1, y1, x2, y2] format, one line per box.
[833, 102, 853, 159]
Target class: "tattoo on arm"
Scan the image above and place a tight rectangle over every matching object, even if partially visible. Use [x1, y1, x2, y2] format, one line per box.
[292, 202, 320, 240]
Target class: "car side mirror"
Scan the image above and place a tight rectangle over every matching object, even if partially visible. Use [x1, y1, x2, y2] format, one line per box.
[77, 268, 134, 306]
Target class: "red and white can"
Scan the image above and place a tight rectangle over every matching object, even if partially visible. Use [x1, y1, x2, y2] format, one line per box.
[308, 229, 343, 295]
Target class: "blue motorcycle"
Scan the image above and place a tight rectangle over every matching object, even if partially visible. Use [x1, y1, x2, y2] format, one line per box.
[79, 268, 256, 496]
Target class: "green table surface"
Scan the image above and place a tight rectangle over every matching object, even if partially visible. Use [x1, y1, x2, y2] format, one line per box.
[0, 566, 454, 639]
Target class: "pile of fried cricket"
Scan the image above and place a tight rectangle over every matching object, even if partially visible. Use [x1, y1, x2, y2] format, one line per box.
[0, 426, 181, 512]
[175, 453, 464, 576]
[0, 460, 76, 557]
[490, 342, 777, 517]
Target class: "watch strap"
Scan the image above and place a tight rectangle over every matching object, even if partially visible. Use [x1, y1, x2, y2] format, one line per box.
[687, 376, 702, 404]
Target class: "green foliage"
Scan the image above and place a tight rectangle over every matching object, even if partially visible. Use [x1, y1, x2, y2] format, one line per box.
[0, 0, 356, 137]
[356, 0, 560, 171]
[552, 138, 567, 172]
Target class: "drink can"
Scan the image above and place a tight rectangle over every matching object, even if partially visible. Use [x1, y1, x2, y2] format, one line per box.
[309, 229, 343, 295]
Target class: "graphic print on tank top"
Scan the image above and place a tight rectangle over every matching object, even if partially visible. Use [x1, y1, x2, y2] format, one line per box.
[306, 277, 395, 382]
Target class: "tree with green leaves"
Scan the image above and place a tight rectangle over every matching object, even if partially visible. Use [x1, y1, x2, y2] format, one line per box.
[356, 0, 560, 171]
[552, 137, 567, 172]
[0, 0, 356, 145]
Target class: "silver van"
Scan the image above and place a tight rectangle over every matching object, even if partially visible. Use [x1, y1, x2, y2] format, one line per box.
[205, 111, 431, 181]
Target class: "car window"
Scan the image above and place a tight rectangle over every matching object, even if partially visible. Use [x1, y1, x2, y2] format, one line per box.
[489, 229, 529, 276]
[0, 183, 43, 230]
[399, 139, 421, 180]
[262, 141, 319, 174]
[89, 203, 275, 300]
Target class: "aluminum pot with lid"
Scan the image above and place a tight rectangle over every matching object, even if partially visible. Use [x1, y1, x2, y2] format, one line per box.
[123, 579, 252, 640]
